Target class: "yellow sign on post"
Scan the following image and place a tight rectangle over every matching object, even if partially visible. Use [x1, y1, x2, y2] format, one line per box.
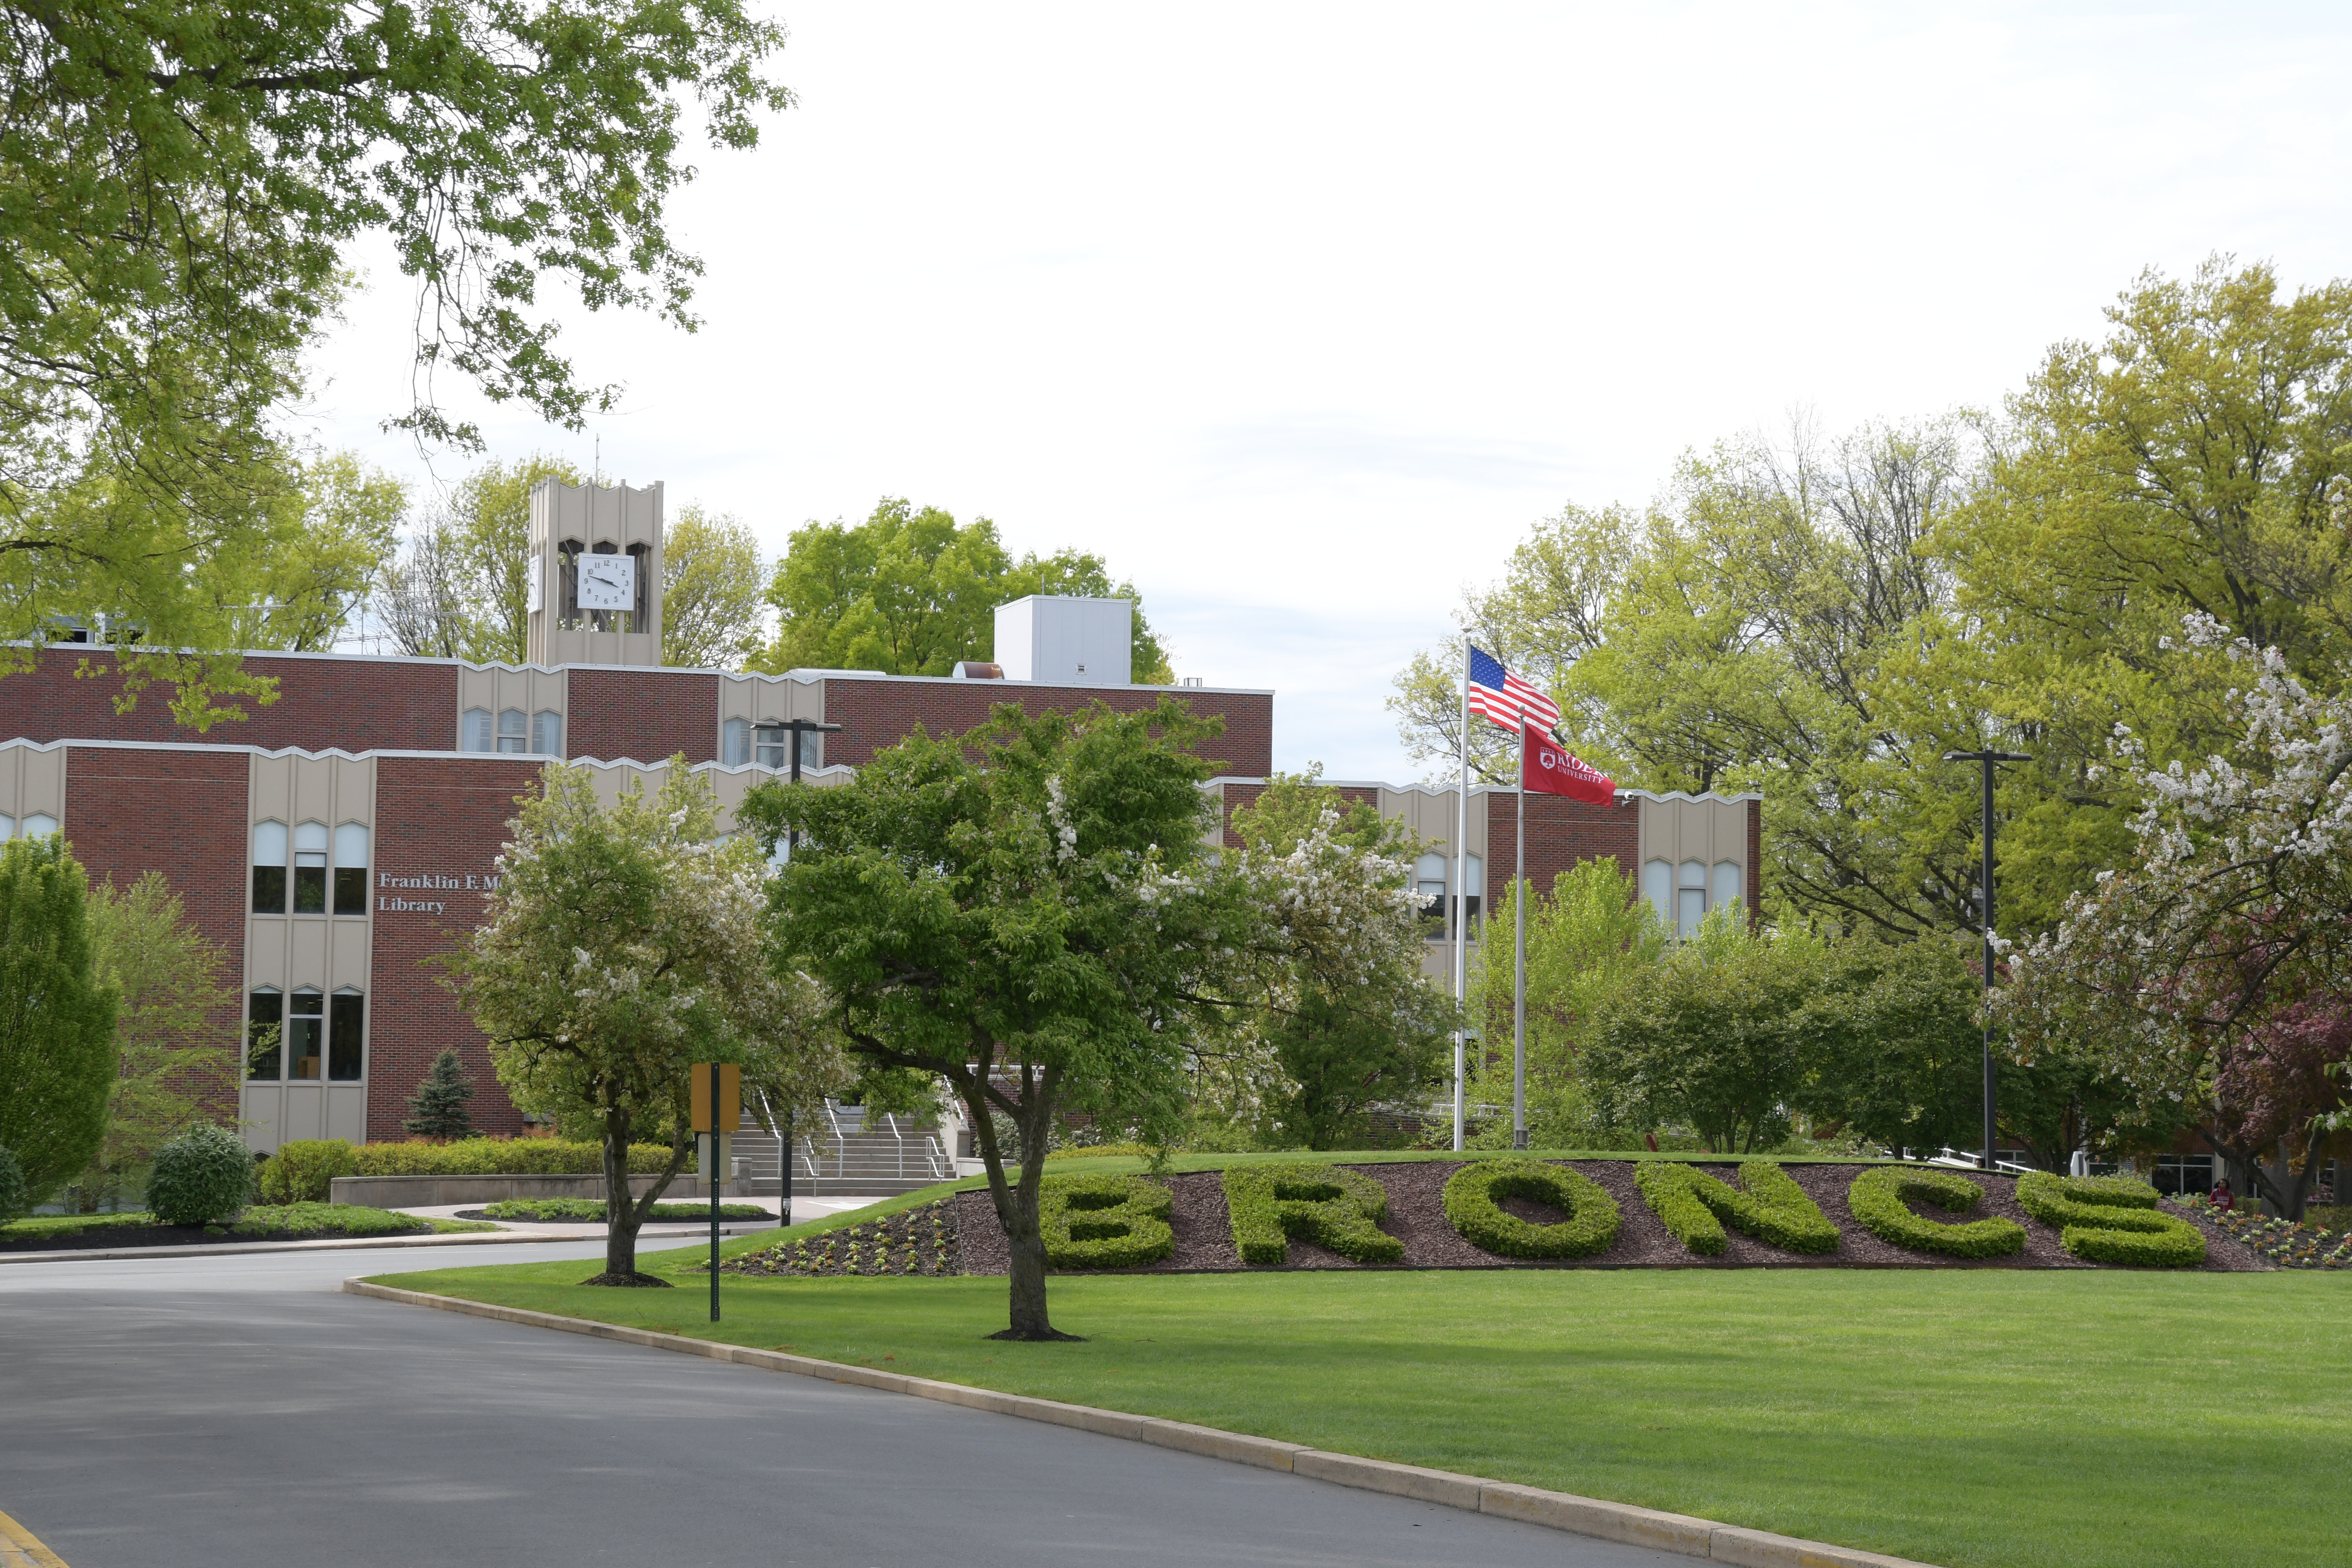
[690, 1062, 740, 1133]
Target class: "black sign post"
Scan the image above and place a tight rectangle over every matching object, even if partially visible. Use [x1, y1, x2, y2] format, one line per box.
[691, 1062, 739, 1322]
[1942, 749, 2031, 1173]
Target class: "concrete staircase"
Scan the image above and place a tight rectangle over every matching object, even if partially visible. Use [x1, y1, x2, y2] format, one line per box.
[730, 1103, 953, 1198]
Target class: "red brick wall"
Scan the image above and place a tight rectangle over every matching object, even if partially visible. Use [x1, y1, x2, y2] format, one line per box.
[368, 756, 546, 1140]
[566, 668, 719, 763]
[824, 678, 1273, 778]
[3, 649, 457, 753]
[1483, 790, 1642, 908]
[66, 747, 248, 1120]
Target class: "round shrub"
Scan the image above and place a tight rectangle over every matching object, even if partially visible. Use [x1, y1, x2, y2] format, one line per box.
[1444, 1159, 1620, 1259]
[0, 1144, 26, 1222]
[146, 1125, 255, 1226]
[1039, 1173, 1174, 1269]
[2015, 1170, 2205, 1268]
[256, 1138, 358, 1204]
[1847, 1167, 2025, 1259]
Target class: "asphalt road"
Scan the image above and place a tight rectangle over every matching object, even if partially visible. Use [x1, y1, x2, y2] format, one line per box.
[0, 1243, 1687, 1568]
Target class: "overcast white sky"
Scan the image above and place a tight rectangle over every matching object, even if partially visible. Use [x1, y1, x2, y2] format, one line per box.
[298, 1, 2352, 783]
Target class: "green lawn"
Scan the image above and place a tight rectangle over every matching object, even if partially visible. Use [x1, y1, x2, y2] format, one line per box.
[377, 1241, 2344, 1568]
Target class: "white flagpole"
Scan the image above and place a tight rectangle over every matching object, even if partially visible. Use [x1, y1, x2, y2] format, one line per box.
[1514, 722, 1527, 1150]
[1453, 634, 1470, 1153]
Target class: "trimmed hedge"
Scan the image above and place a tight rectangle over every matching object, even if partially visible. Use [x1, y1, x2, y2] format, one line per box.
[1445, 1160, 1620, 1259]
[344, 1138, 674, 1176]
[1847, 1167, 2027, 1258]
[1635, 1161, 1839, 1256]
[1039, 1173, 1175, 1269]
[230, 1201, 429, 1238]
[2016, 1171, 2205, 1268]
[257, 1139, 359, 1203]
[1223, 1163, 1403, 1265]
[146, 1125, 255, 1226]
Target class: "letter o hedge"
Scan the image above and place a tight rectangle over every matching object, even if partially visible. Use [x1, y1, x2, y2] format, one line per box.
[1443, 1160, 1620, 1259]
[1040, 1173, 1174, 1270]
[2015, 1171, 2205, 1268]
[1223, 1163, 1403, 1264]
[1846, 1167, 2025, 1258]
[1636, 1160, 1839, 1256]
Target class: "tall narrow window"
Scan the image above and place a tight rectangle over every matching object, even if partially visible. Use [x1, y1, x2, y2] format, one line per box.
[1414, 853, 1448, 922]
[1712, 860, 1743, 917]
[532, 710, 563, 757]
[286, 991, 324, 1079]
[293, 822, 329, 913]
[462, 708, 493, 752]
[1642, 859, 1672, 926]
[247, 989, 283, 1081]
[252, 821, 289, 913]
[334, 824, 370, 915]
[328, 990, 365, 1081]
[1677, 859, 1707, 939]
[496, 708, 527, 754]
[800, 730, 823, 772]
[627, 541, 652, 633]
[1460, 854, 1484, 933]
[21, 813, 57, 838]
[722, 717, 751, 767]
[755, 724, 788, 769]
[0, 815, 14, 840]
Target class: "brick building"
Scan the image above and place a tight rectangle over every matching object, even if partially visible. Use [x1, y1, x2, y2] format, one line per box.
[2, 480, 1758, 1152]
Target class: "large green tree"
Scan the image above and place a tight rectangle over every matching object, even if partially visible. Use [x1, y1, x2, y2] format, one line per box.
[0, 835, 120, 1202]
[662, 504, 767, 669]
[0, 0, 786, 718]
[756, 498, 1176, 682]
[743, 701, 1248, 1338]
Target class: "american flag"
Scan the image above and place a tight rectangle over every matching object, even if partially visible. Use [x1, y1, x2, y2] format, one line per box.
[1468, 645, 1561, 735]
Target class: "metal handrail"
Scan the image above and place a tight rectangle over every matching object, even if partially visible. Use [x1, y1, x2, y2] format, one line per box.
[825, 1100, 845, 1179]
[1928, 1146, 2036, 1176]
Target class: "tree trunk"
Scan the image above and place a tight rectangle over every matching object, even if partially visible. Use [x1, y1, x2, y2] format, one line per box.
[600, 1106, 643, 1279]
[962, 1068, 1078, 1341]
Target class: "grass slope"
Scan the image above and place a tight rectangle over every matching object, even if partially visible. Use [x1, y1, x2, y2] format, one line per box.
[377, 1247, 2345, 1568]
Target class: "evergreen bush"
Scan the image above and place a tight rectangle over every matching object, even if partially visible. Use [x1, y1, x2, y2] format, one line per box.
[2015, 1171, 2205, 1268]
[402, 1049, 477, 1140]
[146, 1125, 254, 1226]
[1846, 1167, 2025, 1258]
[256, 1138, 359, 1204]
[1038, 1173, 1175, 1269]
[1443, 1160, 1621, 1258]
[1223, 1163, 1403, 1264]
[1635, 1160, 1839, 1255]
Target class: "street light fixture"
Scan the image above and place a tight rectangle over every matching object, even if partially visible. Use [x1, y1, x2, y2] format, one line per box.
[1943, 748, 2031, 1173]
[752, 717, 843, 1229]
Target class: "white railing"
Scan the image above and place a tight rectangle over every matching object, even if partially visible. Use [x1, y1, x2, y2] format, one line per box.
[1928, 1146, 2036, 1176]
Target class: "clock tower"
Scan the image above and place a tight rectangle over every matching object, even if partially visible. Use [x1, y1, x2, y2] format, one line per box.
[525, 479, 664, 668]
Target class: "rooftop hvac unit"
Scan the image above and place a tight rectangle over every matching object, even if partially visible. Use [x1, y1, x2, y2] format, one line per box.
[992, 596, 1131, 686]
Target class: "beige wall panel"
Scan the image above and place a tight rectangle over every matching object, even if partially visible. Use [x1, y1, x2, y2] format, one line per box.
[326, 1087, 368, 1144]
[1636, 796, 1749, 871]
[245, 921, 289, 990]
[454, 666, 570, 753]
[0, 742, 68, 826]
[333, 920, 371, 981]
[242, 1086, 282, 1151]
[1377, 787, 1487, 859]
[717, 674, 825, 725]
[283, 1084, 324, 1144]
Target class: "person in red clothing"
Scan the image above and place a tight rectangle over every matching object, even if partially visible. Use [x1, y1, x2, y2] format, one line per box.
[2209, 1177, 2235, 1212]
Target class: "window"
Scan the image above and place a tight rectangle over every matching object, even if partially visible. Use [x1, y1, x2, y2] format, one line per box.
[334, 824, 369, 915]
[1415, 853, 1448, 920]
[252, 821, 288, 913]
[2155, 1153, 2216, 1196]
[532, 710, 563, 757]
[723, 717, 751, 767]
[246, 989, 283, 1080]
[496, 708, 527, 754]
[557, 537, 585, 629]
[328, 990, 365, 1081]
[0, 815, 13, 840]
[1677, 860, 1707, 939]
[293, 822, 329, 914]
[462, 707, 494, 752]
[1642, 859, 1672, 924]
[754, 726, 821, 771]
[627, 541, 652, 632]
[286, 991, 324, 1079]
[20, 813, 56, 838]
[1713, 860, 1743, 915]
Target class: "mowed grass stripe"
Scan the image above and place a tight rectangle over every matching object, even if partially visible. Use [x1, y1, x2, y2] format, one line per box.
[371, 1255, 2346, 1568]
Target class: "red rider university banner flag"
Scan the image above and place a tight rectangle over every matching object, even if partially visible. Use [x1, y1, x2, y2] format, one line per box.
[1523, 724, 1616, 806]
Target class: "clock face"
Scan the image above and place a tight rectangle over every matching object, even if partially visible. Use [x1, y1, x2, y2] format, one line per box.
[578, 554, 635, 611]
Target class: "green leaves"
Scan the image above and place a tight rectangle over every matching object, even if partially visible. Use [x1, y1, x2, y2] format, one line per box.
[0, 834, 120, 1203]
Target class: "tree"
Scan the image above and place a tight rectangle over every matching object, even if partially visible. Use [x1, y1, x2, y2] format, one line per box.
[449, 455, 586, 664]
[244, 453, 408, 653]
[444, 763, 843, 1282]
[662, 505, 767, 669]
[0, 835, 120, 1203]
[1995, 617, 2352, 1218]
[1793, 935, 1987, 1159]
[0, 1, 788, 718]
[377, 516, 469, 659]
[80, 872, 234, 1210]
[744, 701, 1250, 1338]
[755, 499, 1176, 682]
[1215, 779, 1454, 1150]
[403, 1050, 478, 1141]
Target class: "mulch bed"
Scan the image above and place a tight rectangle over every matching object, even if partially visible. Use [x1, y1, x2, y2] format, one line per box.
[947, 1160, 2269, 1274]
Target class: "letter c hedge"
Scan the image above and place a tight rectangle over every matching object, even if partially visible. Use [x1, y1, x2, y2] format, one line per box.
[1443, 1160, 1620, 1259]
[1222, 1163, 1403, 1264]
[1847, 1167, 2026, 1258]
[2015, 1171, 2205, 1268]
[1040, 1173, 1174, 1270]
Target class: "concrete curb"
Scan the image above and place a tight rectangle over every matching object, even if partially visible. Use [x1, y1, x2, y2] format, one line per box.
[342, 1278, 1939, 1568]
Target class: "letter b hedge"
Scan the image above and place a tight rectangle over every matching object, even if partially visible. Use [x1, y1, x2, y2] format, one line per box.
[1222, 1163, 1403, 1264]
[2015, 1171, 2205, 1268]
[1040, 1173, 1174, 1270]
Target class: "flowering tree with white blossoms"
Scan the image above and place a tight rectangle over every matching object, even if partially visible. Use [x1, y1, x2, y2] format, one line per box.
[1994, 616, 2352, 1217]
[446, 762, 844, 1284]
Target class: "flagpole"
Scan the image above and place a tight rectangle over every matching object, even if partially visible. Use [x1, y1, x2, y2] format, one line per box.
[1453, 634, 1469, 1153]
[1513, 723, 1527, 1151]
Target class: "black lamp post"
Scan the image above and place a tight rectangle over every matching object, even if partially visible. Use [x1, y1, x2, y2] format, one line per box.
[753, 717, 842, 1227]
[1943, 748, 2031, 1172]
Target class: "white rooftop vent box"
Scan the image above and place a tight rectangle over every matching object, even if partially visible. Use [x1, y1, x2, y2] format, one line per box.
[993, 596, 1131, 686]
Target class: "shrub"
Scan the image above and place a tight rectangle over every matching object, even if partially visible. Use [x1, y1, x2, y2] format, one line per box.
[2015, 1171, 2205, 1268]
[401, 1049, 477, 1140]
[1223, 1163, 1403, 1264]
[1846, 1167, 2026, 1258]
[1038, 1173, 1175, 1269]
[345, 1138, 673, 1176]
[1635, 1160, 1840, 1256]
[257, 1139, 360, 1204]
[0, 1144, 24, 1222]
[146, 1125, 255, 1226]
[479, 1197, 769, 1222]
[229, 1202, 429, 1238]
[1445, 1159, 1620, 1259]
